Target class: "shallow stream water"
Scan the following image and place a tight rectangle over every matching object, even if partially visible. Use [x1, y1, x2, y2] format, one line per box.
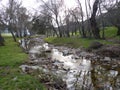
[20, 37, 120, 90]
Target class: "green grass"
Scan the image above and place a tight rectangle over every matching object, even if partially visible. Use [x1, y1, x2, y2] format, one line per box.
[101, 27, 118, 38]
[1, 33, 12, 37]
[0, 36, 46, 90]
[45, 26, 119, 48]
[45, 37, 113, 48]
[0, 36, 27, 66]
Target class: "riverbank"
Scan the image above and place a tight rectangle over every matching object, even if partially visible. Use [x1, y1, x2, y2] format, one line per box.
[0, 36, 46, 90]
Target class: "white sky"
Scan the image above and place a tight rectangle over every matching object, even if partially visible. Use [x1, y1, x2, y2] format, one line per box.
[1, 0, 94, 12]
[22, 0, 39, 11]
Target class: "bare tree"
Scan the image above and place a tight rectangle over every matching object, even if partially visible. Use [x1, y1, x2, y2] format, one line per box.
[102, 0, 120, 35]
[0, 0, 31, 41]
[15, 7, 30, 38]
[39, 3, 59, 37]
[39, 0, 64, 37]
[98, 0, 105, 39]
[0, 0, 21, 41]
[0, 0, 5, 46]
[90, 0, 101, 39]
[69, 8, 82, 37]
[85, 0, 92, 38]
[77, 0, 86, 38]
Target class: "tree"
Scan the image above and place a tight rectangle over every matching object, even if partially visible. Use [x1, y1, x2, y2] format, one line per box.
[90, 0, 101, 39]
[69, 8, 82, 36]
[0, 31, 4, 46]
[0, 0, 4, 46]
[34, 3, 59, 37]
[85, 0, 92, 38]
[98, 0, 105, 39]
[102, 0, 120, 35]
[15, 7, 30, 38]
[32, 15, 48, 34]
[0, 0, 31, 42]
[77, 0, 86, 38]
[38, 0, 64, 37]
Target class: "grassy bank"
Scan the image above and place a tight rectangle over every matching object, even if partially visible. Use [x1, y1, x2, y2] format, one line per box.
[45, 27, 119, 48]
[0, 36, 46, 90]
[45, 37, 113, 48]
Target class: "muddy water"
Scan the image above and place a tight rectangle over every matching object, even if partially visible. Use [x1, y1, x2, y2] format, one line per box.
[19, 38, 120, 90]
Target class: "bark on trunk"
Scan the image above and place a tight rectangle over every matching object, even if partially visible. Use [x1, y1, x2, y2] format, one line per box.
[90, 18, 100, 39]
[117, 26, 120, 35]
[0, 33, 5, 46]
[56, 15, 62, 37]
[9, 26, 17, 42]
[90, 0, 100, 39]
[78, 0, 86, 38]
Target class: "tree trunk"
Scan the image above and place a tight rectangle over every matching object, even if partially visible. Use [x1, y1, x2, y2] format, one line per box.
[98, 0, 105, 39]
[55, 15, 62, 37]
[51, 24, 59, 37]
[9, 26, 17, 42]
[117, 26, 120, 35]
[90, 0, 100, 39]
[78, 0, 86, 38]
[85, 0, 92, 38]
[66, 21, 70, 37]
[0, 33, 4, 46]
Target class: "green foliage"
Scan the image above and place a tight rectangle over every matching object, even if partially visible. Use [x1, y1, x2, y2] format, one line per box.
[0, 36, 46, 90]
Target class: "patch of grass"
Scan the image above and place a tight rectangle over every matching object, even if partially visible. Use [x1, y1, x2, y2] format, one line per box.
[0, 36, 27, 67]
[0, 68, 45, 90]
[1, 33, 12, 37]
[0, 36, 46, 90]
[101, 27, 118, 38]
[45, 37, 113, 48]
[45, 26, 119, 48]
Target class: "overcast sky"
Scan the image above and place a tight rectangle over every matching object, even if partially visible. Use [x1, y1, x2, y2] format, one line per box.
[1, 0, 94, 13]
[2, 0, 94, 13]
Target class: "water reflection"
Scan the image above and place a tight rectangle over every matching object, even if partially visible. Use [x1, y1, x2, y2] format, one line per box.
[51, 48, 91, 89]
[51, 48, 120, 90]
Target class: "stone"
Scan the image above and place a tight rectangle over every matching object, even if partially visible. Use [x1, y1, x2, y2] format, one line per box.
[104, 57, 111, 61]
[63, 50, 69, 56]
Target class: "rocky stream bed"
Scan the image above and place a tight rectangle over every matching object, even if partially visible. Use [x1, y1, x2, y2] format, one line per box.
[19, 35, 120, 90]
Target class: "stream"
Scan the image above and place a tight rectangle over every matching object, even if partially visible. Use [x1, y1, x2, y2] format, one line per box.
[19, 36, 120, 90]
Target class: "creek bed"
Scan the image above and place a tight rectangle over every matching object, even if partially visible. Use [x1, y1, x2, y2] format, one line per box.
[19, 36, 120, 90]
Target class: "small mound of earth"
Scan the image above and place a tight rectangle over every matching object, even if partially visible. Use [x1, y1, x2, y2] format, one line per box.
[88, 41, 103, 49]
[95, 45, 120, 58]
